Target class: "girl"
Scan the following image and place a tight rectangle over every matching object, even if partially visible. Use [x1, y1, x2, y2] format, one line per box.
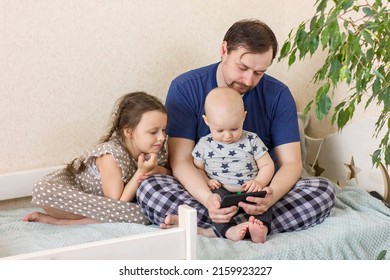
[23, 91, 171, 225]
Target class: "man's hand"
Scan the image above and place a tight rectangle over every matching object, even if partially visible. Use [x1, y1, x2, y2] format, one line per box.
[206, 193, 237, 223]
[238, 186, 273, 215]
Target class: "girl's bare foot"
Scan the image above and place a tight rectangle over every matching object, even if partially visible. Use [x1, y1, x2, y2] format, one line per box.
[248, 216, 268, 243]
[23, 211, 60, 224]
[22, 211, 97, 225]
[225, 223, 249, 241]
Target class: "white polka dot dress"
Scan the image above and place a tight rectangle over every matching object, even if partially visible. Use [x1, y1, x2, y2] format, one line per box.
[31, 137, 168, 224]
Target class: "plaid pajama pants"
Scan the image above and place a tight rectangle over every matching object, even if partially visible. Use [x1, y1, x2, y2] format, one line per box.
[136, 175, 336, 234]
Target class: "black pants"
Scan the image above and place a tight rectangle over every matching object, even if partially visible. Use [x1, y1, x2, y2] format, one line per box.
[212, 188, 272, 238]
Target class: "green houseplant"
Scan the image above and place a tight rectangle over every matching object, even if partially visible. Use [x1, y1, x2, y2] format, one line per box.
[278, 0, 389, 167]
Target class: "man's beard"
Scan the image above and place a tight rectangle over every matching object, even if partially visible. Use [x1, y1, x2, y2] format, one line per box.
[228, 81, 251, 95]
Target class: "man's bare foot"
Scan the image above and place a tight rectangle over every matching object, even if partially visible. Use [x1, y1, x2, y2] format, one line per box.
[198, 227, 216, 237]
[160, 215, 216, 237]
[225, 223, 249, 241]
[160, 214, 179, 229]
[248, 216, 268, 243]
[22, 211, 98, 225]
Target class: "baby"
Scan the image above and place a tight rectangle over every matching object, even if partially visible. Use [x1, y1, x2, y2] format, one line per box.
[192, 87, 274, 243]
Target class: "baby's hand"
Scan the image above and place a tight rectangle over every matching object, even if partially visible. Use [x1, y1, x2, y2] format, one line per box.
[242, 180, 263, 193]
[207, 179, 221, 190]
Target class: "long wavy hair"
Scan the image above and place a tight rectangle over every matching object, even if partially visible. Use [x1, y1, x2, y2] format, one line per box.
[66, 91, 166, 174]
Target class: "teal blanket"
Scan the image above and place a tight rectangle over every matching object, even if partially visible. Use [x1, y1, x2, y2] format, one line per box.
[197, 186, 390, 259]
[1, 186, 389, 259]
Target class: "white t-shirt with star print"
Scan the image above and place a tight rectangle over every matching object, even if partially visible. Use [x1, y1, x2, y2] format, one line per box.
[192, 130, 268, 192]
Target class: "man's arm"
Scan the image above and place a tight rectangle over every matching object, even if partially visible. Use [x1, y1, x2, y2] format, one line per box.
[168, 137, 238, 223]
[239, 141, 302, 214]
[193, 157, 222, 190]
[270, 141, 302, 204]
[168, 137, 212, 206]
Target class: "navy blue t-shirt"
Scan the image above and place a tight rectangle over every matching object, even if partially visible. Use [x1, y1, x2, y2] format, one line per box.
[165, 62, 300, 168]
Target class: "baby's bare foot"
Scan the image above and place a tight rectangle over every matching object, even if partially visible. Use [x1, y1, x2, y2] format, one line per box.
[225, 223, 249, 241]
[248, 216, 268, 243]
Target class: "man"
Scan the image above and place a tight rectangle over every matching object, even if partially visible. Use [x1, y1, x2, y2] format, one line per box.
[137, 19, 336, 235]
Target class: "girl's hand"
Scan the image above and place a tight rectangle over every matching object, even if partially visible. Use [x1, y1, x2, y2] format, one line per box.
[238, 186, 273, 215]
[137, 154, 172, 183]
[137, 153, 158, 174]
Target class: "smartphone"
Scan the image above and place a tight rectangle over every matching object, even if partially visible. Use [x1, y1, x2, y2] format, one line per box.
[220, 191, 267, 208]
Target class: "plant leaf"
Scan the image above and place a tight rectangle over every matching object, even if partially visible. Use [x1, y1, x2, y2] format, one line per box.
[316, 0, 327, 13]
[341, 0, 354, 11]
[361, 29, 374, 45]
[337, 109, 350, 129]
[316, 87, 332, 119]
[377, 250, 387, 260]
[288, 49, 296, 66]
[363, 7, 374, 16]
[278, 0, 390, 167]
[280, 41, 291, 59]
[374, 69, 385, 81]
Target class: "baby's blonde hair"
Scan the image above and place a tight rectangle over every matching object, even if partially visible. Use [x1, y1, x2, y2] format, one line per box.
[204, 87, 245, 119]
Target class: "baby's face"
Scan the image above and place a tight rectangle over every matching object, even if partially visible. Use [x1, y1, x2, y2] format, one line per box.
[206, 110, 244, 144]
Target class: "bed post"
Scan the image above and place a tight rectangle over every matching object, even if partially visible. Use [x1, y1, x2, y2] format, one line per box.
[178, 204, 197, 260]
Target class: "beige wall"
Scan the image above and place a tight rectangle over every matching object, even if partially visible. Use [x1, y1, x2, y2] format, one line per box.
[0, 0, 378, 174]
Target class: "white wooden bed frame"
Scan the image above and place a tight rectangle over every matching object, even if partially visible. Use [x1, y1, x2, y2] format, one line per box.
[0, 205, 196, 260]
[0, 117, 389, 260]
[0, 167, 197, 260]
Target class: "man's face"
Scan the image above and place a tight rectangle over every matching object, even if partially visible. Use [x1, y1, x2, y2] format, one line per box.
[219, 44, 273, 94]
